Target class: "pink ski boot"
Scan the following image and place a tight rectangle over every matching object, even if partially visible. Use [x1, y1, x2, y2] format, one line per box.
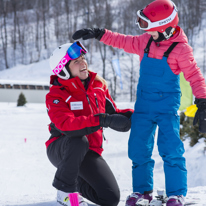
[125, 192, 153, 206]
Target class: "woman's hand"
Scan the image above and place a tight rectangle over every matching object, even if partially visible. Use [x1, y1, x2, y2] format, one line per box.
[95, 113, 131, 132]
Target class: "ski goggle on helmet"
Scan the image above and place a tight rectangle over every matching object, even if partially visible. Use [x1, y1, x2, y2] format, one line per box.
[135, 0, 178, 32]
[50, 41, 87, 78]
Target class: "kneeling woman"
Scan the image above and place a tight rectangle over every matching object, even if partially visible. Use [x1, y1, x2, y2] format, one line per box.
[45, 41, 133, 206]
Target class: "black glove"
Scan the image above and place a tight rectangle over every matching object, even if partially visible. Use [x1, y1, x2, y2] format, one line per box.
[96, 113, 131, 132]
[119, 111, 133, 119]
[72, 28, 105, 41]
[193, 98, 206, 133]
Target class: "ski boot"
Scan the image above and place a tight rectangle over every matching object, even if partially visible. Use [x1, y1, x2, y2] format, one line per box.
[125, 192, 153, 206]
[166, 195, 185, 206]
[57, 190, 88, 206]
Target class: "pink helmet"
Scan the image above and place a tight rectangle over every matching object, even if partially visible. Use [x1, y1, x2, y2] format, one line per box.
[136, 0, 179, 33]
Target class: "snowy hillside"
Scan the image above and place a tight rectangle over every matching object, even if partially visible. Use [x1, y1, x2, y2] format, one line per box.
[0, 101, 206, 206]
[1, 38, 206, 205]
[0, 59, 52, 83]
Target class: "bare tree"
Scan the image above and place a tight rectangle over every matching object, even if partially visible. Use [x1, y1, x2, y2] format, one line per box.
[1, 0, 206, 88]
[96, 0, 114, 79]
[174, 0, 202, 46]
[202, 29, 206, 77]
[0, 0, 9, 68]
[11, 0, 17, 51]
[42, 0, 49, 49]
[64, 0, 73, 41]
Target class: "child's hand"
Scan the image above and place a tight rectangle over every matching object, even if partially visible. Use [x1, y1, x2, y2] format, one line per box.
[72, 28, 105, 41]
[193, 98, 206, 133]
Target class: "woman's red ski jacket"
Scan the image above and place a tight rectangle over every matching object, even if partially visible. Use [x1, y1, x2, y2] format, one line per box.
[45, 71, 133, 155]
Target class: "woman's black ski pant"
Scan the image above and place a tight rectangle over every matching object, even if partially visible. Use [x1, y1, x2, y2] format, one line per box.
[47, 135, 120, 206]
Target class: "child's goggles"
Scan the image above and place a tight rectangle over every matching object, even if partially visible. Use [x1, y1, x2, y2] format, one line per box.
[135, 2, 178, 30]
[53, 41, 87, 75]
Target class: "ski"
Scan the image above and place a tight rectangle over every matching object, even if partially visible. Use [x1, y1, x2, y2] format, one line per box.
[184, 203, 197, 206]
[135, 190, 198, 206]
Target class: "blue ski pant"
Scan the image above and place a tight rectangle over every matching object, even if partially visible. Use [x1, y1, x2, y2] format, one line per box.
[128, 111, 187, 196]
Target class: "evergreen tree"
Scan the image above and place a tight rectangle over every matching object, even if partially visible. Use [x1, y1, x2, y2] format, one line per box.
[17, 92, 27, 106]
[180, 111, 206, 146]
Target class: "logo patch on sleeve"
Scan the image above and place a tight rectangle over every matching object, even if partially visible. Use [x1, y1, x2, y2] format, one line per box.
[53, 99, 60, 104]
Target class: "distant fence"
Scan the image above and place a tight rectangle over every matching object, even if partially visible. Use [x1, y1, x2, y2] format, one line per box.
[0, 82, 50, 103]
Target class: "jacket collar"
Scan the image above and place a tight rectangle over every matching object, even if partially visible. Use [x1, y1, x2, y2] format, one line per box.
[50, 71, 97, 92]
[149, 26, 188, 47]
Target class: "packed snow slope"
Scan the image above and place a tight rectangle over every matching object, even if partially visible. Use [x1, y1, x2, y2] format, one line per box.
[0, 50, 206, 205]
[0, 102, 206, 206]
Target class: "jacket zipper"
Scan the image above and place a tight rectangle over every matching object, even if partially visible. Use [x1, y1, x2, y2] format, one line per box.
[86, 94, 94, 114]
[86, 92, 106, 143]
[94, 93, 100, 114]
[85, 92, 100, 114]
[94, 93, 106, 142]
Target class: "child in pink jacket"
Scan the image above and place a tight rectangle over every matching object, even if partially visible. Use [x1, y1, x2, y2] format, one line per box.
[72, 0, 206, 206]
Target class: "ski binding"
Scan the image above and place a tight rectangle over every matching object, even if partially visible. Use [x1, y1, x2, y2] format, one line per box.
[136, 190, 167, 206]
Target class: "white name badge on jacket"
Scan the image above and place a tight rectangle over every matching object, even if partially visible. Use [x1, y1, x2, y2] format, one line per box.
[70, 101, 83, 110]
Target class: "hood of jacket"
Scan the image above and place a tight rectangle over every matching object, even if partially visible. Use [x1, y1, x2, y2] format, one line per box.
[160, 26, 188, 44]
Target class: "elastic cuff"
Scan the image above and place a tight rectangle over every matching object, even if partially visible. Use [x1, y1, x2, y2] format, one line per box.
[52, 177, 77, 193]
[144, 190, 153, 194]
[91, 115, 100, 125]
[96, 28, 105, 41]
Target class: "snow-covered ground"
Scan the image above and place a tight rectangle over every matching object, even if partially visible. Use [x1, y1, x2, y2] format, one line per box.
[0, 102, 206, 206]
[0, 27, 206, 205]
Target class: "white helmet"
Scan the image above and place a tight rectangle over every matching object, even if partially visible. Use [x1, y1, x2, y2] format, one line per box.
[49, 41, 87, 80]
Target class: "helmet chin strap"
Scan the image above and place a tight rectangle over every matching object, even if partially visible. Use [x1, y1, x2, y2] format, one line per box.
[80, 76, 89, 82]
[154, 27, 175, 42]
[154, 32, 166, 42]
[80, 79, 86, 82]
[64, 61, 73, 79]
